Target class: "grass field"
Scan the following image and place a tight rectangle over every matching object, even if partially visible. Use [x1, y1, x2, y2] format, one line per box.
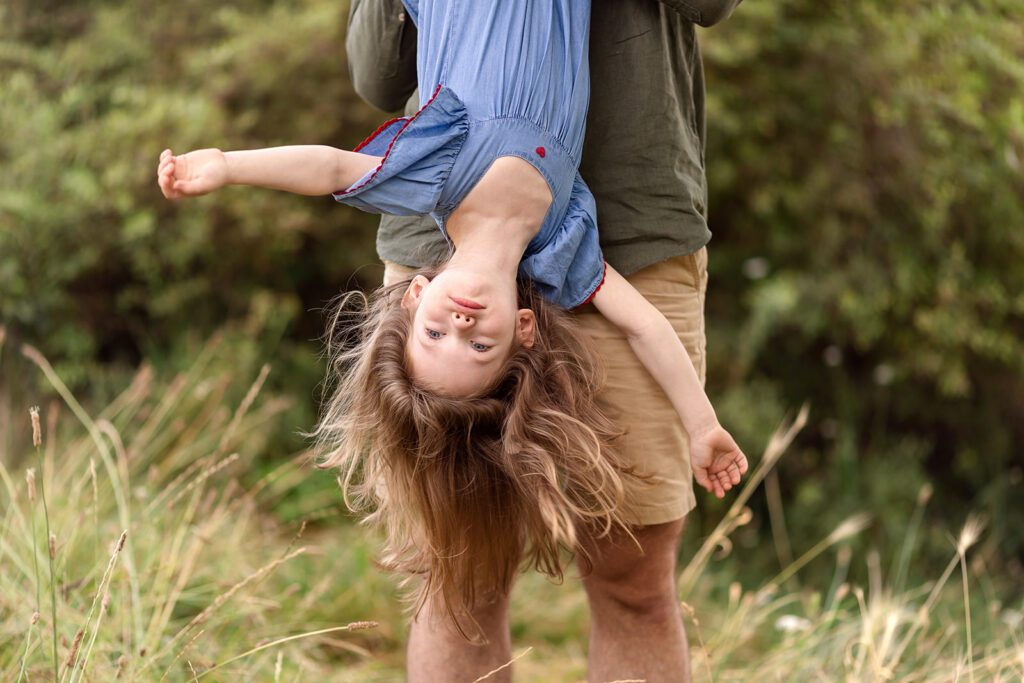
[2, 334, 1021, 681]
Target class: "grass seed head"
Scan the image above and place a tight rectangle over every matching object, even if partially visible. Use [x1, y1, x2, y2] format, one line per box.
[917, 483, 934, 506]
[65, 628, 84, 669]
[827, 513, 872, 544]
[31, 612, 40, 625]
[956, 514, 986, 556]
[49, 533, 56, 559]
[26, 468, 36, 503]
[30, 405, 42, 447]
[346, 620, 379, 631]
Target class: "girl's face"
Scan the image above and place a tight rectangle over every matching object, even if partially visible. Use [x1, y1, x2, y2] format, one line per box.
[402, 270, 535, 397]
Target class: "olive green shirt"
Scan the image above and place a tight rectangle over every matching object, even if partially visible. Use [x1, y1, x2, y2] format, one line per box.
[346, 0, 741, 274]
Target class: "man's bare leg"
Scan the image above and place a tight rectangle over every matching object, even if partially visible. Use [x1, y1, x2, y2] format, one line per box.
[407, 591, 513, 682]
[579, 518, 689, 683]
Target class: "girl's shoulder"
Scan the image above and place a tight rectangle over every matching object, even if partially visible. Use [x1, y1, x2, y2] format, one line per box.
[519, 174, 605, 310]
[332, 86, 469, 217]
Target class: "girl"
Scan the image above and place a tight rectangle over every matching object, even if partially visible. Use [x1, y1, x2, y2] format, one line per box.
[158, 0, 747, 626]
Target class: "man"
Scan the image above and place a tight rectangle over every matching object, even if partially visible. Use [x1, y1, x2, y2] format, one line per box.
[345, 1, 742, 680]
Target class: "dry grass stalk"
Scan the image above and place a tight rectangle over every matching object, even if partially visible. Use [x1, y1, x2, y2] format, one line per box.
[875, 514, 986, 677]
[144, 366, 278, 517]
[17, 612, 41, 682]
[88, 458, 99, 564]
[470, 646, 532, 683]
[144, 455, 213, 514]
[216, 364, 271, 455]
[958, 514, 986, 683]
[763, 513, 872, 593]
[764, 469, 793, 571]
[190, 622, 381, 680]
[161, 453, 240, 513]
[21, 343, 144, 649]
[95, 419, 130, 503]
[679, 405, 809, 597]
[681, 600, 714, 682]
[67, 530, 127, 683]
[27, 405, 59, 681]
[142, 546, 308, 672]
[62, 628, 84, 674]
[156, 628, 207, 683]
[25, 468, 36, 503]
[129, 332, 224, 456]
[99, 363, 154, 423]
[142, 489, 209, 653]
[25, 464, 41, 637]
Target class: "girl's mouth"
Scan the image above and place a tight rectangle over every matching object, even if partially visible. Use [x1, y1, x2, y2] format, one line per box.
[450, 296, 484, 310]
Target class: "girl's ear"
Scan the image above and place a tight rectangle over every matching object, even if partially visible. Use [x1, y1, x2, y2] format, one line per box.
[401, 274, 430, 313]
[516, 309, 536, 348]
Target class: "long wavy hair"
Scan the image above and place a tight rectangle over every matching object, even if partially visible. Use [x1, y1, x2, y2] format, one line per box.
[312, 267, 629, 636]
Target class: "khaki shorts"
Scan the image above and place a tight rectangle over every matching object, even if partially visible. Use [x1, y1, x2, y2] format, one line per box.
[383, 248, 707, 527]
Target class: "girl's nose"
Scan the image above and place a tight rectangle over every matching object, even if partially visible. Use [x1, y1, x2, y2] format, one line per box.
[452, 311, 475, 329]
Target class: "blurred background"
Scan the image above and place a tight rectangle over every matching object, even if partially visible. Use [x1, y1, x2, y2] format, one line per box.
[1, 0, 1022, 679]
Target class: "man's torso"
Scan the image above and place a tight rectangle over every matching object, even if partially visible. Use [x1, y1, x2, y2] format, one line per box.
[371, 0, 714, 274]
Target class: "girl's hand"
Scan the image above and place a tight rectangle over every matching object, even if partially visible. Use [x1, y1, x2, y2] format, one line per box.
[690, 424, 748, 499]
[157, 148, 228, 199]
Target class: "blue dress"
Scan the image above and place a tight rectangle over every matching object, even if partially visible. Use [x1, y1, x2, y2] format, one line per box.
[333, 0, 605, 309]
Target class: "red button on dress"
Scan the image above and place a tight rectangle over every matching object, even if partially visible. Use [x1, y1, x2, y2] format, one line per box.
[535, 146, 546, 158]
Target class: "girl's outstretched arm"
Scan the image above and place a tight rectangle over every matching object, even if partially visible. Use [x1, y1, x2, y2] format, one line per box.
[157, 146, 382, 199]
[590, 263, 749, 498]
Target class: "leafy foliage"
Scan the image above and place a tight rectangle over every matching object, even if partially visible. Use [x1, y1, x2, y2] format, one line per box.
[701, 0, 1024, 565]
[2, 0, 1022, 575]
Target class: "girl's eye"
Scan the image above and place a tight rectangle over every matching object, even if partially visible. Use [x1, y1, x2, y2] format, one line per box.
[470, 341, 489, 352]
[426, 328, 442, 340]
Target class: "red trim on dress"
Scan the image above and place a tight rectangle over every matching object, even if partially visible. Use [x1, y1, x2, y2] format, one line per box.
[336, 83, 446, 195]
[579, 260, 608, 307]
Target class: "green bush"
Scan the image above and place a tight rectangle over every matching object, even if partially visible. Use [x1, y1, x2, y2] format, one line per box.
[701, 0, 1024, 566]
[2, 0, 1022, 577]
[0, 0, 382, 396]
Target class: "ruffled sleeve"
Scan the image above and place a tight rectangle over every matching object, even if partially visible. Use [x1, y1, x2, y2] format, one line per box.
[333, 85, 468, 216]
[518, 173, 606, 309]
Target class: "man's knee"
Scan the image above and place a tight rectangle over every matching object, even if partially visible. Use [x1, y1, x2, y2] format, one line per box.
[416, 588, 512, 639]
[579, 519, 685, 614]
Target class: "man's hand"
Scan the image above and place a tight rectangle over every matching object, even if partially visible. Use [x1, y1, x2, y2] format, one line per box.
[690, 424, 748, 499]
[157, 148, 229, 199]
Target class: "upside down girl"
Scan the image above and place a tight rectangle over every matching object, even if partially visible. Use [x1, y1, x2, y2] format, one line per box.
[157, 0, 747, 630]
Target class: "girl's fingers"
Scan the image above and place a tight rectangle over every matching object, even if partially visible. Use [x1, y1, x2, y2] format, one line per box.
[694, 468, 713, 494]
[173, 179, 202, 195]
[158, 172, 172, 196]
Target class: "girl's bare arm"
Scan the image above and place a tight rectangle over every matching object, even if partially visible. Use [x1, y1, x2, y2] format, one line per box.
[590, 263, 748, 497]
[157, 146, 382, 199]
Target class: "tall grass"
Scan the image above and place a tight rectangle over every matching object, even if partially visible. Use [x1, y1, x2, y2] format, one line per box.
[2, 337, 397, 681]
[1, 337, 1020, 681]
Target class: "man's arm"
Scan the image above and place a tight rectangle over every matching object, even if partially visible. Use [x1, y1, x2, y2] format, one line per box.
[346, 0, 418, 111]
[591, 264, 748, 497]
[157, 147, 381, 199]
[659, 0, 743, 27]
